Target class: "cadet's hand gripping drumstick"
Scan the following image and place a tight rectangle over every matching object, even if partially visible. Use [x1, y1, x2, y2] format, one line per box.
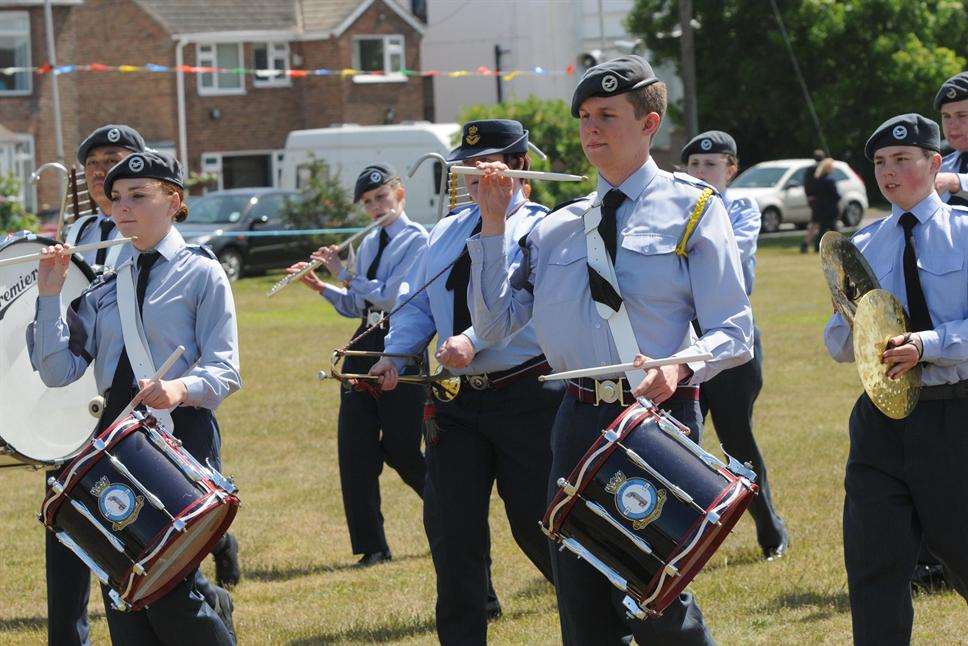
[109, 345, 185, 428]
[0, 237, 135, 268]
[537, 353, 714, 381]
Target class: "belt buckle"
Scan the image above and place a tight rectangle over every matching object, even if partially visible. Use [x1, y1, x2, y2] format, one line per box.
[594, 379, 626, 406]
[468, 374, 490, 390]
[366, 310, 385, 327]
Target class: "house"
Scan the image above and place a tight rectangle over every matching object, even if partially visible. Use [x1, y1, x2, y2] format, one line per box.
[0, 0, 429, 215]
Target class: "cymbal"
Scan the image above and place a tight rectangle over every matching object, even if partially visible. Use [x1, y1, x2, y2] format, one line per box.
[852, 289, 921, 419]
[820, 231, 879, 326]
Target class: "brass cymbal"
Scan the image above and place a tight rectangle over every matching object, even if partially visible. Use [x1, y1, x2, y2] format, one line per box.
[852, 289, 921, 419]
[820, 231, 879, 326]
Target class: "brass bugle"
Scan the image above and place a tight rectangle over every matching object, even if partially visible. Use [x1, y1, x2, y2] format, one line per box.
[266, 210, 395, 298]
[450, 166, 587, 182]
[318, 349, 461, 401]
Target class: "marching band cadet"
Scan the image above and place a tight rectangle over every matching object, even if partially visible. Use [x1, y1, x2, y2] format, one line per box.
[681, 131, 789, 561]
[824, 114, 968, 645]
[369, 120, 562, 645]
[285, 164, 429, 567]
[467, 57, 753, 645]
[935, 71, 968, 208]
[28, 151, 240, 645]
[66, 125, 145, 272]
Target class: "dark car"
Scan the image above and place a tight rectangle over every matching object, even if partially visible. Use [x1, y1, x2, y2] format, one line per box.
[177, 188, 311, 281]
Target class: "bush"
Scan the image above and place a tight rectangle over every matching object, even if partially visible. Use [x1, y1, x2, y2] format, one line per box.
[284, 156, 364, 247]
[457, 96, 596, 208]
[0, 173, 39, 235]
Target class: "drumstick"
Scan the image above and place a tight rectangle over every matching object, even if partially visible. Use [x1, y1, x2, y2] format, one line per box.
[450, 166, 588, 182]
[537, 353, 714, 382]
[0, 237, 135, 268]
[108, 345, 185, 428]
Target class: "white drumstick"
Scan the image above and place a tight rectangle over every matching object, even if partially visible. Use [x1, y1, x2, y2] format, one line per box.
[450, 166, 587, 182]
[0, 237, 135, 268]
[109, 345, 185, 428]
[537, 353, 714, 382]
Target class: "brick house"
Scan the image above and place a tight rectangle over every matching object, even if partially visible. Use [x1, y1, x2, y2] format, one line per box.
[0, 0, 429, 214]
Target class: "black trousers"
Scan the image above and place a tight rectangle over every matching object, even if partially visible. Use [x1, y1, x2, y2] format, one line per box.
[700, 327, 785, 549]
[548, 395, 715, 646]
[424, 377, 561, 646]
[844, 394, 968, 645]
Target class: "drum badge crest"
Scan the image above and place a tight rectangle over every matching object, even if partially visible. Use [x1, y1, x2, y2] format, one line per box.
[465, 125, 481, 146]
[92, 476, 144, 531]
[605, 470, 666, 530]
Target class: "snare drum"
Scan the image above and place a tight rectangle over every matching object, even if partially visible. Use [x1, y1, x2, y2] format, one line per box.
[542, 402, 757, 619]
[41, 411, 240, 611]
[0, 234, 99, 467]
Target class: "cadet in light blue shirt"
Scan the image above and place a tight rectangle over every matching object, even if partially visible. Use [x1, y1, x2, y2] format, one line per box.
[823, 113, 968, 645]
[29, 151, 238, 646]
[681, 130, 788, 562]
[934, 71, 968, 207]
[284, 164, 428, 568]
[369, 120, 561, 646]
[469, 56, 751, 646]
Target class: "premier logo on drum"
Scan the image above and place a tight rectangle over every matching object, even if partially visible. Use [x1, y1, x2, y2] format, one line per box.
[0, 268, 38, 322]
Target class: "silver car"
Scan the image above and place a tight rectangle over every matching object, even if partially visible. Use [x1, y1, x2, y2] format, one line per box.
[729, 159, 869, 233]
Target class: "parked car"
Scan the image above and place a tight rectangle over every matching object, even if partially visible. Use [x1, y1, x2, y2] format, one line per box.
[177, 188, 310, 281]
[729, 159, 869, 233]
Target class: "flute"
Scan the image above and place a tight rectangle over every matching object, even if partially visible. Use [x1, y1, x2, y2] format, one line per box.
[450, 166, 587, 182]
[0, 237, 134, 268]
[266, 211, 395, 298]
[538, 353, 714, 382]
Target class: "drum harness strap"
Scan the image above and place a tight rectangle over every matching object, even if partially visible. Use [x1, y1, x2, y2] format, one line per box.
[117, 262, 175, 430]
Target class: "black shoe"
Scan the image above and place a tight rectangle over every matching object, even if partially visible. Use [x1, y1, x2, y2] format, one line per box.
[486, 597, 503, 621]
[911, 563, 950, 594]
[214, 533, 241, 588]
[212, 585, 236, 642]
[356, 549, 392, 567]
[762, 534, 790, 561]
[800, 243, 809, 254]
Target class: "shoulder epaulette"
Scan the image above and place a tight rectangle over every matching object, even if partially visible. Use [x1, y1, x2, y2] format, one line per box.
[729, 197, 754, 212]
[550, 195, 591, 214]
[186, 243, 218, 261]
[672, 171, 720, 196]
[526, 202, 551, 214]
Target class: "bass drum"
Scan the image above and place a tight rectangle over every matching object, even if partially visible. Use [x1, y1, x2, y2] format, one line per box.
[0, 234, 99, 467]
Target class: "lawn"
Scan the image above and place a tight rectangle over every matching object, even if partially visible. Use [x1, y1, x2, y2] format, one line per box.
[0, 240, 964, 644]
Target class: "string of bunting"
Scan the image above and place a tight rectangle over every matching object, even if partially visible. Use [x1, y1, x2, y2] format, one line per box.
[0, 63, 577, 81]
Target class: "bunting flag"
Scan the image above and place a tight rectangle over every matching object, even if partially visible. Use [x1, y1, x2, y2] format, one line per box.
[0, 62, 578, 81]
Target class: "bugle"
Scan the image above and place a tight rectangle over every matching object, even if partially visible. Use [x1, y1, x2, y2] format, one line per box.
[266, 211, 395, 298]
[317, 349, 461, 402]
[30, 162, 96, 242]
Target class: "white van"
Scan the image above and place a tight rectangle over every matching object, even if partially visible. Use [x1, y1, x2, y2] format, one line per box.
[279, 122, 460, 226]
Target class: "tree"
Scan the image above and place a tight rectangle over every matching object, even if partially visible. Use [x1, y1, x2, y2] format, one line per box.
[0, 174, 38, 234]
[283, 156, 363, 247]
[457, 96, 596, 208]
[627, 0, 966, 181]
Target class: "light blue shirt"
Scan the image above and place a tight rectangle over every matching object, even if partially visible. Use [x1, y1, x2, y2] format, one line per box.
[66, 212, 132, 269]
[321, 212, 428, 318]
[940, 150, 968, 203]
[723, 189, 761, 295]
[27, 226, 241, 409]
[824, 192, 968, 386]
[467, 158, 753, 385]
[384, 190, 549, 375]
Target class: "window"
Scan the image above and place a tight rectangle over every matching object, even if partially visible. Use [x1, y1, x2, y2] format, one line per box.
[352, 35, 406, 83]
[829, 167, 849, 182]
[222, 154, 272, 189]
[253, 42, 290, 88]
[0, 134, 35, 211]
[0, 12, 31, 95]
[187, 195, 252, 224]
[197, 43, 245, 95]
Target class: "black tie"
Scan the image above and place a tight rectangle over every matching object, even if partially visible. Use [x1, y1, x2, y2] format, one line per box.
[899, 213, 933, 331]
[587, 190, 626, 312]
[445, 218, 482, 336]
[366, 228, 390, 280]
[100, 251, 161, 430]
[949, 153, 968, 207]
[95, 219, 116, 266]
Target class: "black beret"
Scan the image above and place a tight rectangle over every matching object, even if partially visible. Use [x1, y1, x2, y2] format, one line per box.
[864, 113, 941, 161]
[680, 130, 737, 163]
[76, 124, 146, 165]
[353, 163, 398, 203]
[934, 71, 968, 110]
[571, 55, 660, 117]
[104, 151, 183, 198]
[446, 119, 529, 162]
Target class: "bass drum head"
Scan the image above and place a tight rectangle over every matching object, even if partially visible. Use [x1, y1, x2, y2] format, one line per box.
[0, 235, 98, 465]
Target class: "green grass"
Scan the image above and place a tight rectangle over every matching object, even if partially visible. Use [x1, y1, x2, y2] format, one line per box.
[1, 247, 966, 644]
